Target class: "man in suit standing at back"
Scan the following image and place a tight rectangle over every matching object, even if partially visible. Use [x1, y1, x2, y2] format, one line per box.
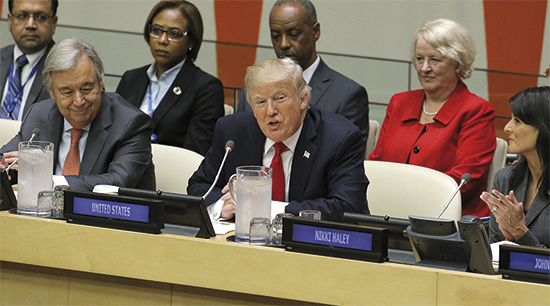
[237, 0, 370, 142]
[1, 0, 58, 121]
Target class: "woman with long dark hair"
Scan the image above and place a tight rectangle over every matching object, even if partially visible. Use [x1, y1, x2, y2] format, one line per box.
[480, 86, 549, 248]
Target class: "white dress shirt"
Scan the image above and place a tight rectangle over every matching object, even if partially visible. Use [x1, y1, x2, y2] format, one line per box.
[302, 55, 320, 85]
[1, 46, 47, 120]
[140, 59, 185, 116]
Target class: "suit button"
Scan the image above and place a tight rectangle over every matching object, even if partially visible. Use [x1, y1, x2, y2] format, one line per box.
[423, 126, 428, 132]
[414, 146, 420, 153]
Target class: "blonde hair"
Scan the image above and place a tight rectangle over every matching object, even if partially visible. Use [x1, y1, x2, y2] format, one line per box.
[411, 18, 476, 79]
[245, 58, 311, 104]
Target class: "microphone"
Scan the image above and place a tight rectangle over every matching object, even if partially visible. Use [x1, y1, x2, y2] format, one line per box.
[5, 128, 41, 172]
[202, 140, 234, 199]
[29, 128, 41, 142]
[436, 173, 471, 218]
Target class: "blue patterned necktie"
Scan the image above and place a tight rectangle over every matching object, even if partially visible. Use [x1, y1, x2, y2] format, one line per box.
[1, 55, 29, 120]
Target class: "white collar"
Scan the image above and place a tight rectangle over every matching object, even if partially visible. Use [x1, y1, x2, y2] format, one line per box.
[13, 45, 47, 68]
[263, 123, 304, 155]
[146, 58, 186, 82]
[302, 55, 320, 84]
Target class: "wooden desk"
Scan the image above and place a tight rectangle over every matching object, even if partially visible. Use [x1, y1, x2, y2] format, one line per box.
[1, 211, 548, 305]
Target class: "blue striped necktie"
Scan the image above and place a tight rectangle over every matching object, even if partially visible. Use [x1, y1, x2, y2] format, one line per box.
[1, 55, 29, 120]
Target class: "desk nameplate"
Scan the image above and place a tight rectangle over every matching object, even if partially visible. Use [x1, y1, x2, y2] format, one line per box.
[282, 217, 388, 262]
[64, 190, 164, 234]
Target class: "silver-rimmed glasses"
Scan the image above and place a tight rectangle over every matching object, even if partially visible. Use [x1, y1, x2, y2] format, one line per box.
[148, 24, 188, 42]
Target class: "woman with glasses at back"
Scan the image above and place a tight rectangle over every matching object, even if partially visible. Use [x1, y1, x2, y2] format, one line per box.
[116, 0, 224, 156]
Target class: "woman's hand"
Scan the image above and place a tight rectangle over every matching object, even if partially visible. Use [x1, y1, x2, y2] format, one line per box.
[480, 190, 528, 241]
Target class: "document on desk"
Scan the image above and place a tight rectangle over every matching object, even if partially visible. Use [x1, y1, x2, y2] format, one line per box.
[490, 241, 519, 263]
[210, 200, 288, 235]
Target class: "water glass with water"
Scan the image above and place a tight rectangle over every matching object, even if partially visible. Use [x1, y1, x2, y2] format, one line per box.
[299, 210, 322, 220]
[272, 213, 294, 245]
[249, 217, 272, 245]
[52, 185, 72, 218]
[37, 190, 61, 218]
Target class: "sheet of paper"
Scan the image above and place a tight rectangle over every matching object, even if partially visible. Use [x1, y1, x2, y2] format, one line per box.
[209, 200, 289, 235]
[212, 220, 235, 235]
[490, 240, 519, 263]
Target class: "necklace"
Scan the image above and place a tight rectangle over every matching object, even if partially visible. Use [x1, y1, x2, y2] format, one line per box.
[423, 101, 438, 116]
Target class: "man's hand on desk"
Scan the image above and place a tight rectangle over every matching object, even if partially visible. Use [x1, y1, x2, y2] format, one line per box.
[1, 151, 19, 171]
[220, 184, 236, 219]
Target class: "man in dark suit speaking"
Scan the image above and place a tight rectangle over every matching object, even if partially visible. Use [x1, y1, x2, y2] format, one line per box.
[1, 0, 58, 120]
[0, 38, 155, 192]
[237, 0, 370, 143]
[188, 58, 369, 222]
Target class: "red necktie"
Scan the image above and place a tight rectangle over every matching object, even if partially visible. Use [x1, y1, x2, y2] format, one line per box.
[62, 129, 85, 176]
[270, 142, 287, 201]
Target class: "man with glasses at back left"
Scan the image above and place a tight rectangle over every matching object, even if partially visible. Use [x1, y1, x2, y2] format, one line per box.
[0, 0, 58, 121]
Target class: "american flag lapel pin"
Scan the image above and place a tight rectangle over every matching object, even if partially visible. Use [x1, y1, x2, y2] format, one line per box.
[303, 150, 310, 159]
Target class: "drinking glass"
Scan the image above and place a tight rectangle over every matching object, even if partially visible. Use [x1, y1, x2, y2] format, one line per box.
[36, 190, 60, 218]
[52, 185, 72, 218]
[272, 213, 294, 245]
[249, 217, 271, 245]
[299, 210, 321, 220]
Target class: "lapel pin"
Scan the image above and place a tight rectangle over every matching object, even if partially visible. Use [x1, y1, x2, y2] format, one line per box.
[303, 150, 310, 159]
[173, 86, 182, 95]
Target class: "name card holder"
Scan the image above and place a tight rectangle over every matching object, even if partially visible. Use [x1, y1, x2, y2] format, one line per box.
[64, 190, 165, 234]
[499, 244, 550, 285]
[282, 217, 389, 263]
[0, 170, 17, 211]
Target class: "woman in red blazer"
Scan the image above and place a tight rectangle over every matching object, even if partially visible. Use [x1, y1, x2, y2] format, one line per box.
[369, 19, 496, 217]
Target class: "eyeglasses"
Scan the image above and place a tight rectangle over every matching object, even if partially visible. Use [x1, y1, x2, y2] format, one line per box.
[148, 24, 188, 42]
[12, 12, 52, 25]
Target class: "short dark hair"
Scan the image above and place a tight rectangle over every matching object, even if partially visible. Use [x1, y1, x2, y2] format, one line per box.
[271, 0, 317, 25]
[9, 0, 59, 16]
[143, 0, 203, 62]
[508, 86, 550, 199]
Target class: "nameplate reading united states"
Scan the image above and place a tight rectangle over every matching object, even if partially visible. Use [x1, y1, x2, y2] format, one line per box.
[64, 190, 164, 234]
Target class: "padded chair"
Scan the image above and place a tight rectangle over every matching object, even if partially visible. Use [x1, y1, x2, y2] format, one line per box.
[365, 119, 380, 159]
[0, 118, 21, 146]
[364, 160, 461, 220]
[224, 104, 234, 116]
[151, 143, 204, 194]
[487, 138, 508, 191]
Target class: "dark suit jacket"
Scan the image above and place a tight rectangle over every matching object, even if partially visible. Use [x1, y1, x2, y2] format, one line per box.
[0, 92, 156, 192]
[237, 58, 370, 141]
[0, 41, 54, 118]
[116, 60, 225, 156]
[187, 105, 369, 222]
[489, 164, 549, 248]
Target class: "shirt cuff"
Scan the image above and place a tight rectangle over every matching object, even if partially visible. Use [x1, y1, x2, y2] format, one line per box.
[207, 199, 225, 221]
[53, 175, 69, 188]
